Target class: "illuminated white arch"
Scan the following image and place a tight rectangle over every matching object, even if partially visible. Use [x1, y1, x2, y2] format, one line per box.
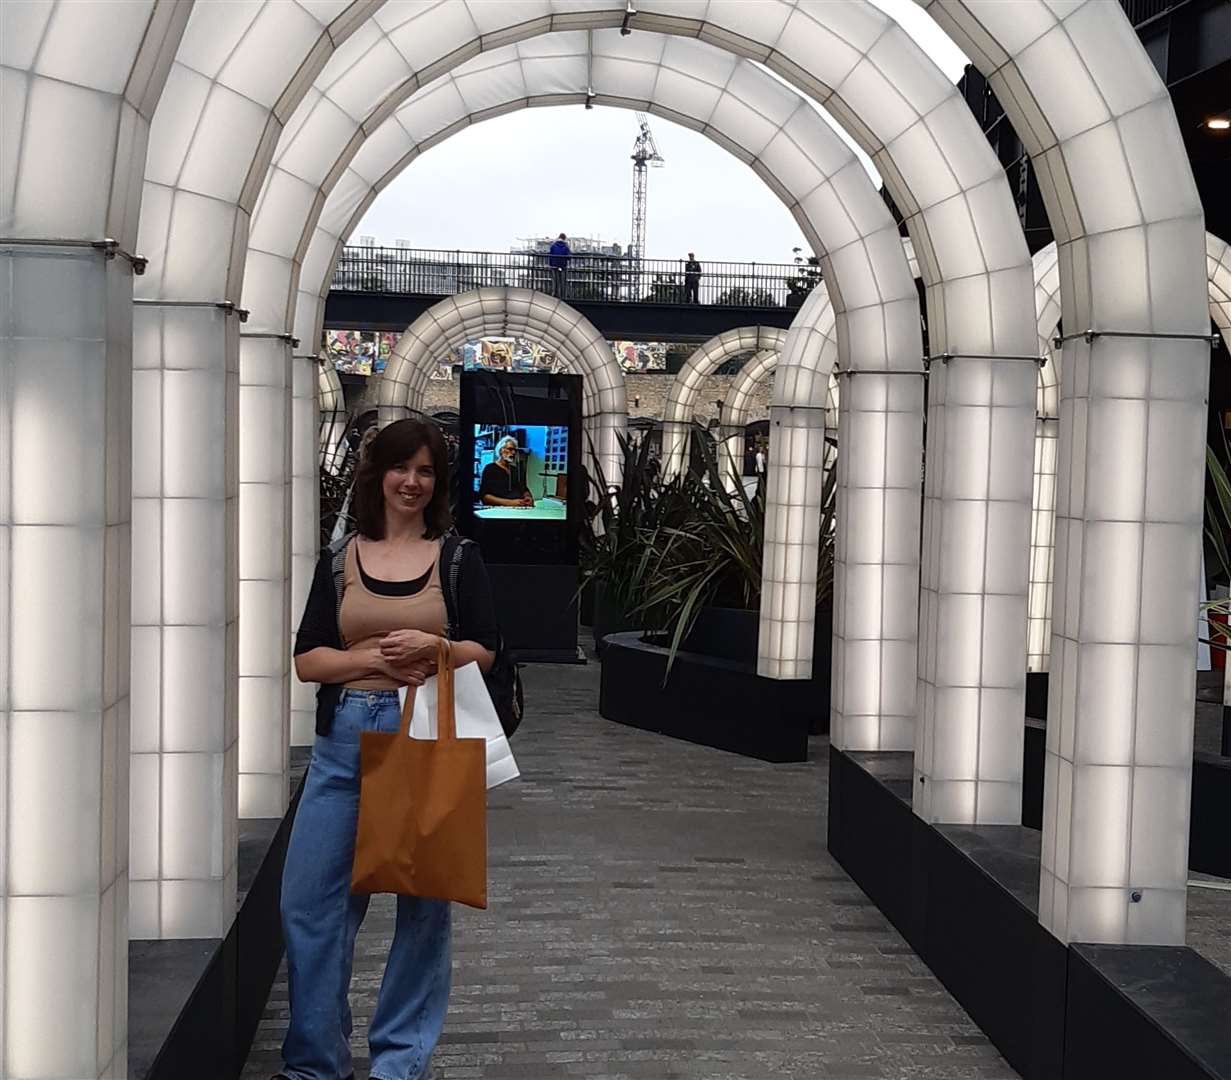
[661, 327, 789, 479]
[916, 0, 1210, 944]
[715, 346, 841, 494]
[715, 347, 782, 492]
[319, 356, 344, 413]
[723, 346, 841, 432]
[276, 28, 928, 371]
[262, 2, 1032, 361]
[0, 1, 193, 1070]
[1029, 245, 1062, 675]
[0, 16, 1208, 1073]
[1026, 232, 1231, 675]
[723, 236, 917, 445]
[126, 3, 380, 942]
[376, 289, 627, 480]
[258, 12, 1036, 755]
[270, 28, 941, 737]
[1204, 233, 1231, 348]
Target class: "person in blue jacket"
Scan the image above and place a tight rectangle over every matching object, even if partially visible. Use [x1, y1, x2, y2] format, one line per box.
[548, 233, 570, 296]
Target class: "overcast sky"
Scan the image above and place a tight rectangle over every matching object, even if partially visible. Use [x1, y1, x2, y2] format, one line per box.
[355, 1, 969, 264]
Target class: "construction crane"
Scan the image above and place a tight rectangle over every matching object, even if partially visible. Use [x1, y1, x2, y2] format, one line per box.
[628, 112, 664, 263]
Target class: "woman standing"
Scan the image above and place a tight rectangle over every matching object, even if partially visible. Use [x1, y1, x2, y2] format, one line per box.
[478, 434, 535, 508]
[276, 419, 498, 1080]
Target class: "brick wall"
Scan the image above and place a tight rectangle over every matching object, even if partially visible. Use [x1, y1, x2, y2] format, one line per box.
[625, 373, 773, 424]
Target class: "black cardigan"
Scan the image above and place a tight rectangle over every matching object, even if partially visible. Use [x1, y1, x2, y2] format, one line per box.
[294, 534, 499, 735]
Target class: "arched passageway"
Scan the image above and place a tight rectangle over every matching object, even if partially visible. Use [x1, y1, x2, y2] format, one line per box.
[261, 18, 1037, 781]
[660, 328, 788, 480]
[0, 2, 1213, 1071]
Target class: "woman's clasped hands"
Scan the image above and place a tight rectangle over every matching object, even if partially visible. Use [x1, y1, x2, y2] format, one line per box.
[376, 628, 441, 685]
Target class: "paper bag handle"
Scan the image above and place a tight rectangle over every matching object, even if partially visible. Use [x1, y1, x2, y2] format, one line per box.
[398, 637, 456, 741]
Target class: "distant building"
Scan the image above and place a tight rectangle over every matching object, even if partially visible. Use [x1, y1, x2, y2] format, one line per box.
[514, 235, 623, 258]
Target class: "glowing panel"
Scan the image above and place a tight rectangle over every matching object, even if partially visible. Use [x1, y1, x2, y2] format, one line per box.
[238, 336, 292, 816]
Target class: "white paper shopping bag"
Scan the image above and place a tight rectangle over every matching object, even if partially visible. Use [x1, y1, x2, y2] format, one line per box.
[398, 662, 520, 789]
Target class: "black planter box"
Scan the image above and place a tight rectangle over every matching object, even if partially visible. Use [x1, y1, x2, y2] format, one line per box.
[1064, 945, 1231, 1080]
[1190, 752, 1231, 877]
[828, 746, 1231, 1080]
[683, 603, 832, 679]
[599, 630, 818, 762]
[600, 603, 833, 735]
[591, 582, 640, 654]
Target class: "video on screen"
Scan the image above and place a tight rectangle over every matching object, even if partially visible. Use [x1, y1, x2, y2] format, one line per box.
[472, 425, 569, 521]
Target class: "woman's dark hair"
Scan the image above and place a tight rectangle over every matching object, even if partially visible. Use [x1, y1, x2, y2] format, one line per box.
[352, 419, 452, 540]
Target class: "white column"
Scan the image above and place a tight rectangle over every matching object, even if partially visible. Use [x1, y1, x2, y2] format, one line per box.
[660, 419, 690, 480]
[238, 335, 292, 816]
[1, 242, 131, 1077]
[717, 425, 742, 494]
[758, 406, 827, 679]
[914, 357, 1037, 823]
[291, 352, 321, 747]
[1028, 405, 1059, 673]
[1040, 326, 1208, 944]
[828, 374, 923, 750]
[583, 410, 624, 490]
[130, 302, 238, 939]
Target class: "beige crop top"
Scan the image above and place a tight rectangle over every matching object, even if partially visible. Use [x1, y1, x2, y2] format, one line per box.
[339, 541, 447, 690]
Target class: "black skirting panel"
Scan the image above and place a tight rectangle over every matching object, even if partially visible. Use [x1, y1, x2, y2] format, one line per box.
[139, 782, 302, 1079]
[1064, 944, 1231, 1080]
[828, 747, 1231, 1080]
[826, 751, 916, 941]
[599, 631, 814, 762]
[1190, 752, 1231, 877]
[926, 825, 1068, 1079]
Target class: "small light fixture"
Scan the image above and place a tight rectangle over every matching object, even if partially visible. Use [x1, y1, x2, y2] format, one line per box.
[1208, 117, 1230, 131]
[621, 0, 635, 34]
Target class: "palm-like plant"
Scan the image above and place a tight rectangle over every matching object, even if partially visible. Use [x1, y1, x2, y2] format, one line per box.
[578, 432, 676, 632]
[631, 427, 837, 673]
[580, 423, 838, 674]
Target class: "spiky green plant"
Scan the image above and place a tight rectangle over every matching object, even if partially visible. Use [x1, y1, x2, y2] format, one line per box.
[579, 423, 837, 674]
[631, 426, 836, 675]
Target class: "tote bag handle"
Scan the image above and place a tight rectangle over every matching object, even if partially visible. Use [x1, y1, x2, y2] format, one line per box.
[398, 638, 455, 740]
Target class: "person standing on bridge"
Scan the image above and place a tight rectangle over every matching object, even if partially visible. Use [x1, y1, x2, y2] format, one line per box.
[548, 233, 570, 297]
[683, 252, 702, 304]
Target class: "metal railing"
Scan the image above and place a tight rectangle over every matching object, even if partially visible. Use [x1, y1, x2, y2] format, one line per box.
[331, 245, 821, 309]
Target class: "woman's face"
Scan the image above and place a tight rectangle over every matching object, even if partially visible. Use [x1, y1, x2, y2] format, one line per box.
[499, 441, 517, 464]
[382, 443, 436, 516]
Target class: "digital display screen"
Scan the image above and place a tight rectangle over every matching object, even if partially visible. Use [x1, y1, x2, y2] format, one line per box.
[457, 370, 583, 566]
[472, 424, 569, 521]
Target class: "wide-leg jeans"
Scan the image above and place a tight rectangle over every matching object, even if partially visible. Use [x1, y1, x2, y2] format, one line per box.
[280, 689, 451, 1080]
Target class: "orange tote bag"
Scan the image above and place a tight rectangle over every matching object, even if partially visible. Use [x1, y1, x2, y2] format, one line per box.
[351, 640, 488, 909]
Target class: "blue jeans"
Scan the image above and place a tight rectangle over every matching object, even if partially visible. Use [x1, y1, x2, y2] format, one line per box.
[280, 690, 451, 1080]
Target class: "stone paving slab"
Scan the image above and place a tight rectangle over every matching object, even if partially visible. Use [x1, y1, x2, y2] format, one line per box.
[243, 659, 1019, 1079]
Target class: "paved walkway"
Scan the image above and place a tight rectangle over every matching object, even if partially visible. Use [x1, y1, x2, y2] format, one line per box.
[243, 658, 1016, 1079]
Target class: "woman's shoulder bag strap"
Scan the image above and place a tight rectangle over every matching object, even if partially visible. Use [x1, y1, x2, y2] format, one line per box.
[329, 531, 355, 631]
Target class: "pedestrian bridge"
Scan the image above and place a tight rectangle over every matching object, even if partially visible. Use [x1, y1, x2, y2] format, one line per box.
[324, 245, 816, 340]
